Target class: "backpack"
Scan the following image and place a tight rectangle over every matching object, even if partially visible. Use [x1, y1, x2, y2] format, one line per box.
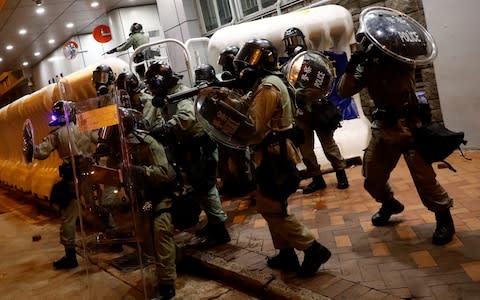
[413, 122, 467, 171]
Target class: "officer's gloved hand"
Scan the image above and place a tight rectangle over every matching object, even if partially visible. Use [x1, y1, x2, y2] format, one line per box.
[152, 95, 167, 108]
[106, 48, 117, 54]
[94, 143, 111, 159]
[150, 123, 174, 143]
[345, 50, 367, 74]
[120, 163, 145, 180]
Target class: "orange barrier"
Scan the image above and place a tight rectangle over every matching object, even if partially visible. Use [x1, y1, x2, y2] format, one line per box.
[0, 58, 129, 201]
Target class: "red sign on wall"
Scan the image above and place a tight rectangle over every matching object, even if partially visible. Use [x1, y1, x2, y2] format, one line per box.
[93, 24, 112, 43]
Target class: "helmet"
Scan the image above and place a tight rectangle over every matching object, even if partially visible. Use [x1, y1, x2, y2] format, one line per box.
[145, 62, 182, 96]
[194, 64, 217, 86]
[49, 100, 76, 126]
[234, 38, 278, 72]
[283, 27, 307, 56]
[92, 64, 115, 85]
[285, 50, 336, 100]
[93, 64, 115, 95]
[218, 46, 239, 74]
[116, 72, 141, 95]
[357, 7, 437, 65]
[130, 23, 143, 34]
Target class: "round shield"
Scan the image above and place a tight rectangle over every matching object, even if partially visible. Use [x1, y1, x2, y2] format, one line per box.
[358, 6, 437, 65]
[285, 50, 336, 100]
[194, 88, 255, 149]
[22, 119, 35, 163]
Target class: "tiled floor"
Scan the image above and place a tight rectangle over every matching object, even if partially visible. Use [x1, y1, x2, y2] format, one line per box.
[219, 150, 480, 299]
[1, 150, 479, 299]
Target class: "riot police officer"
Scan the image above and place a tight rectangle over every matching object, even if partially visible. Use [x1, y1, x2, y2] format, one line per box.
[92, 64, 116, 96]
[282, 27, 349, 194]
[217, 46, 240, 80]
[233, 38, 331, 277]
[106, 23, 150, 79]
[33, 100, 98, 269]
[194, 63, 218, 86]
[116, 71, 162, 132]
[145, 62, 231, 247]
[115, 107, 177, 299]
[194, 63, 256, 197]
[337, 7, 455, 245]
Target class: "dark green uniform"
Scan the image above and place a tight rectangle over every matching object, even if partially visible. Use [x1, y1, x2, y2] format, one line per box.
[161, 83, 228, 226]
[337, 55, 452, 212]
[127, 131, 177, 285]
[34, 125, 97, 247]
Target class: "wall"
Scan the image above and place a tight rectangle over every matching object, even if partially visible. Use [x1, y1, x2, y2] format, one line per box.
[423, 0, 480, 149]
[31, 5, 162, 90]
[155, 0, 202, 84]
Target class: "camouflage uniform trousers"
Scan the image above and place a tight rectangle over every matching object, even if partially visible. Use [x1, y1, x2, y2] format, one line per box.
[363, 120, 452, 212]
[296, 113, 346, 177]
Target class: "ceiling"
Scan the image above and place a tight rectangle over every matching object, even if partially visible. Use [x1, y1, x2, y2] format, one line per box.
[0, 0, 156, 73]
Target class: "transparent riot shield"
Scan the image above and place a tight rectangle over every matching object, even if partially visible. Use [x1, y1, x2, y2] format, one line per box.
[61, 81, 157, 299]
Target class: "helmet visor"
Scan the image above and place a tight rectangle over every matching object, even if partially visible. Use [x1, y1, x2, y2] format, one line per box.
[218, 54, 233, 67]
[283, 35, 306, 50]
[92, 70, 110, 84]
[234, 44, 263, 68]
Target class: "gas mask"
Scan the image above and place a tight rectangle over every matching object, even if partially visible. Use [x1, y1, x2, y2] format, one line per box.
[238, 67, 259, 92]
[96, 83, 110, 96]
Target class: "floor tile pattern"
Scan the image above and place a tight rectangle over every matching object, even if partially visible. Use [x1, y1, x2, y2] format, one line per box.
[219, 151, 480, 299]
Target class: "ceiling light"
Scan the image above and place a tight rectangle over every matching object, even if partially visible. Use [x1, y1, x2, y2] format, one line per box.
[6, 45, 13, 50]
[91, 2, 99, 8]
[34, 52, 41, 56]
[48, 39, 55, 44]
[0, 57, 3, 62]
[23, 61, 29, 66]
[36, 7, 45, 14]
[19, 29, 27, 35]
[66, 23, 74, 28]
[34, 0, 43, 6]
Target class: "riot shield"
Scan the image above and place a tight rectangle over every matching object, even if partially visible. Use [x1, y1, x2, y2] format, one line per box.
[63, 83, 157, 299]
[195, 87, 255, 149]
[357, 6, 437, 65]
[22, 119, 34, 163]
[285, 50, 336, 101]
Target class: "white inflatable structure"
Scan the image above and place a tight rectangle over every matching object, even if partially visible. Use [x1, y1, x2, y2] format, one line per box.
[207, 4, 371, 170]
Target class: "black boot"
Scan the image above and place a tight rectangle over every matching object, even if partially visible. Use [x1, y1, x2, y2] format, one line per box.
[297, 241, 331, 278]
[303, 175, 327, 194]
[195, 223, 212, 238]
[371, 198, 405, 226]
[199, 222, 231, 248]
[152, 284, 176, 300]
[432, 209, 455, 245]
[53, 247, 78, 270]
[335, 169, 349, 189]
[266, 248, 300, 272]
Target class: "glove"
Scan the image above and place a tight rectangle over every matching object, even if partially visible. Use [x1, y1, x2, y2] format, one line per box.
[130, 165, 145, 178]
[94, 143, 111, 159]
[106, 48, 117, 54]
[150, 123, 174, 143]
[152, 95, 167, 108]
[345, 50, 367, 74]
[120, 163, 145, 180]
